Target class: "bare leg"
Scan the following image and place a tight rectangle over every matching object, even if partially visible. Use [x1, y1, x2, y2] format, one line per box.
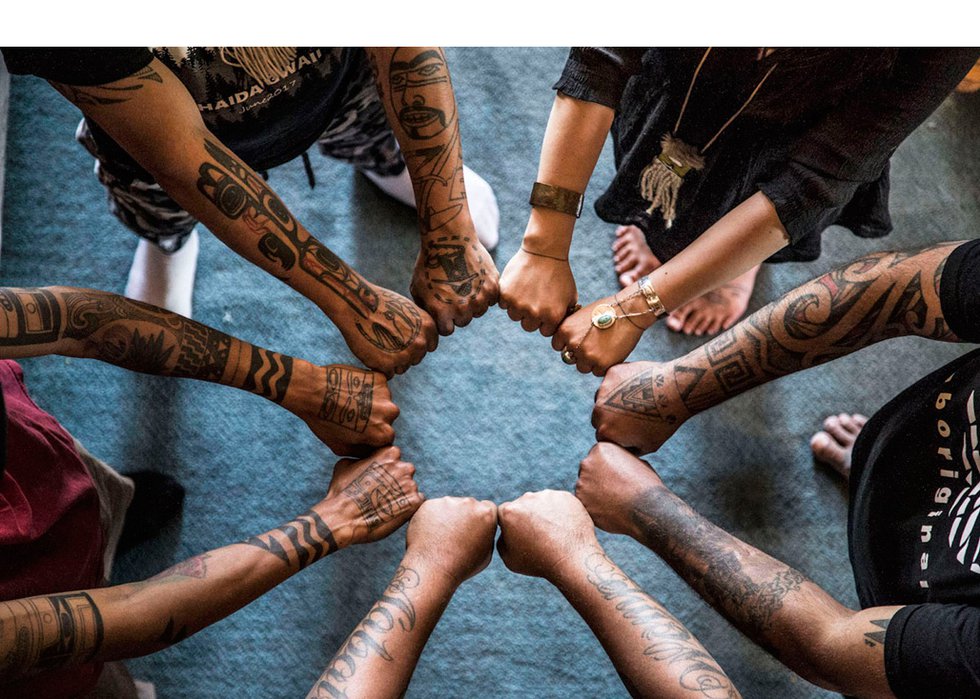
[612, 225, 661, 288]
[810, 413, 868, 480]
[124, 230, 199, 318]
[665, 264, 760, 337]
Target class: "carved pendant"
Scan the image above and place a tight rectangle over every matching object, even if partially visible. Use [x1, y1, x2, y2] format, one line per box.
[591, 304, 617, 330]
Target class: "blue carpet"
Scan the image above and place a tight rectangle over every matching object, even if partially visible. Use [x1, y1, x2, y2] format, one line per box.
[2, 48, 978, 698]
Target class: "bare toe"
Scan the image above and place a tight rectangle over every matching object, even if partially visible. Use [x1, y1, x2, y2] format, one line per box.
[811, 431, 850, 478]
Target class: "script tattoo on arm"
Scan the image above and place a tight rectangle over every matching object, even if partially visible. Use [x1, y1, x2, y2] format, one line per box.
[631, 487, 809, 659]
[319, 366, 375, 433]
[242, 510, 339, 571]
[49, 65, 163, 106]
[604, 244, 961, 421]
[583, 549, 740, 698]
[0, 592, 104, 679]
[341, 463, 411, 530]
[308, 565, 420, 699]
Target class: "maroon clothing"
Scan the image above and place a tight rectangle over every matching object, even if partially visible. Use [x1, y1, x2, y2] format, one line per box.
[0, 360, 104, 697]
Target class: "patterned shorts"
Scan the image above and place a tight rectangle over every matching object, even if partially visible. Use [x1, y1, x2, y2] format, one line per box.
[76, 56, 404, 253]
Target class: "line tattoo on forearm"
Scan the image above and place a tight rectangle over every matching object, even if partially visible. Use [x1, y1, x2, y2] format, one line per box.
[242, 347, 293, 403]
[0, 592, 104, 677]
[50, 66, 162, 106]
[602, 244, 959, 422]
[319, 366, 374, 433]
[584, 549, 739, 698]
[309, 566, 420, 699]
[243, 509, 339, 570]
[631, 488, 807, 656]
[342, 463, 411, 530]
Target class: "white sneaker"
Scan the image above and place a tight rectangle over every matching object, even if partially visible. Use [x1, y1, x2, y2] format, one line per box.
[124, 229, 199, 317]
[362, 165, 500, 251]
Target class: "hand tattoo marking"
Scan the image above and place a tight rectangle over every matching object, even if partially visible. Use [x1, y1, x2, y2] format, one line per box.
[584, 550, 739, 698]
[355, 291, 423, 354]
[243, 510, 338, 570]
[310, 566, 420, 699]
[603, 369, 678, 424]
[341, 464, 411, 531]
[319, 367, 374, 433]
[420, 234, 486, 304]
[243, 347, 293, 403]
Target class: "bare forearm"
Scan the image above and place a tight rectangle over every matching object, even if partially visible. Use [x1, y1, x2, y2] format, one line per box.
[0, 504, 344, 681]
[308, 555, 454, 699]
[602, 242, 963, 423]
[0, 286, 311, 405]
[556, 545, 740, 699]
[524, 94, 615, 256]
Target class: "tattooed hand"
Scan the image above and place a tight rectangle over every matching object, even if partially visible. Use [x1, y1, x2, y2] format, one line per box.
[499, 247, 577, 337]
[497, 490, 599, 582]
[592, 361, 692, 454]
[552, 291, 650, 376]
[284, 363, 400, 456]
[405, 497, 497, 585]
[410, 233, 499, 336]
[339, 284, 439, 378]
[322, 446, 424, 547]
[576, 442, 667, 540]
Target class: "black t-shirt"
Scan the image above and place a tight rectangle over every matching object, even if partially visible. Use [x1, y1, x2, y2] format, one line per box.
[1, 47, 366, 173]
[849, 240, 980, 697]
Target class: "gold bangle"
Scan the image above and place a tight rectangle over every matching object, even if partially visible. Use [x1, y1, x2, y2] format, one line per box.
[529, 182, 584, 218]
[638, 275, 667, 318]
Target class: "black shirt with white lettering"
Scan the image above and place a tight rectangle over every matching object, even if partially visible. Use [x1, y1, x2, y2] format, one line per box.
[849, 240, 980, 697]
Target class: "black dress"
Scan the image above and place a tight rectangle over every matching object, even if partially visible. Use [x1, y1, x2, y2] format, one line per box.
[554, 48, 979, 263]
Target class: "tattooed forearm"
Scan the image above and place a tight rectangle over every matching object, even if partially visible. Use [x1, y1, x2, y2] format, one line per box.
[49, 66, 162, 107]
[196, 139, 377, 316]
[342, 462, 411, 530]
[243, 509, 339, 571]
[0, 592, 104, 678]
[584, 549, 739, 698]
[863, 619, 889, 647]
[309, 566, 420, 699]
[604, 244, 961, 421]
[631, 487, 809, 657]
[148, 554, 212, 582]
[319, 366, 375, 433]
[0, 287, 298, 402]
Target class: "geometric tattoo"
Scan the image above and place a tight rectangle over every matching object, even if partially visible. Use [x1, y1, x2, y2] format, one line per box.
[863, 619, 890, 647]
[243, 509, 338, 571]
[318, 366, 375, 433]
[341, 463, 411, 531]
[242, 347, 293, 404]
[0, 288, 62, 346]
[0, 592, 104, 677]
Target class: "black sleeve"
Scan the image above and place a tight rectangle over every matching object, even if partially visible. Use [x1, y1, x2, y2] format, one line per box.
[757, 48, 979, 245]
[884, 603, 980, 698]
[552, 47, 646, 110]
[0, 47, 153, 85]
[939, 239, 980, 344]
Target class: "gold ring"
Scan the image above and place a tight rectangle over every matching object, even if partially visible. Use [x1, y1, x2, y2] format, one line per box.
[561, 349, 576, 365]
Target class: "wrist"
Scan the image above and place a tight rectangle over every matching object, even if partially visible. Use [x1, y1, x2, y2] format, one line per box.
[628, 484, 677, 547]
[312, 497, 355, 551]
[279, 359, 320, 415]
[401, 548, 462, 592]
[522, 209, 575, 258]
[615, 285, 660, 331]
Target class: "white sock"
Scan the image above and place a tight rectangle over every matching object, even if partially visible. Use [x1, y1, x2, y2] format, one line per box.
[124, 229, 199, 318]
[362, 165, 500, 251]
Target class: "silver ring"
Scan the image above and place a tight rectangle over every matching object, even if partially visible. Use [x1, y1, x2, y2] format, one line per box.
[561, 349, 576, 365]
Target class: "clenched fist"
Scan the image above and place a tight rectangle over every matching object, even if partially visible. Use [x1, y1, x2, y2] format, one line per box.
[405, 496, 498, 585]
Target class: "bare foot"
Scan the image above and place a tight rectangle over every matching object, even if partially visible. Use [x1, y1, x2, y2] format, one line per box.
[810, 413, 868, 480]
[612, 225, 661, 288]
[664, 264, 760, 336]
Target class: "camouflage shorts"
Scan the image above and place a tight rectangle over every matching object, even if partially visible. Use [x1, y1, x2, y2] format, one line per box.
[76, 56, 403, 253]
